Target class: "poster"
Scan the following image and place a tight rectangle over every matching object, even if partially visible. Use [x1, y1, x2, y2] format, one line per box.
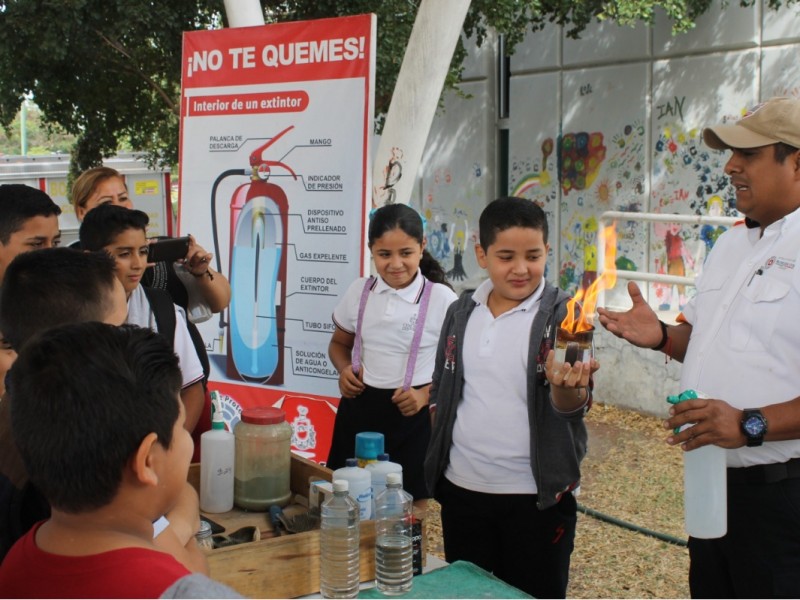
[179, 14, 376, 463]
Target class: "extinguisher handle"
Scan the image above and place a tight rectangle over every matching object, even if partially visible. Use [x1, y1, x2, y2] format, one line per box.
[263, 160, 298, 181]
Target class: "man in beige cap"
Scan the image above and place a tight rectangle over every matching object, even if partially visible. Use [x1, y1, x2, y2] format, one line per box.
[599, 96, 800, 597]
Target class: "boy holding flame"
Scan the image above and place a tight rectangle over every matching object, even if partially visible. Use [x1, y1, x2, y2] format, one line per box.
[424, 197, 602, 598]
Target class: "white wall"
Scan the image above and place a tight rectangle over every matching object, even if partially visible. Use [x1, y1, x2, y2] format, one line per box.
[415, 1, 800, 415]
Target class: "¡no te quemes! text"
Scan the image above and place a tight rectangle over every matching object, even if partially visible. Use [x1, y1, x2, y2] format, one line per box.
[187, 37, 366, 77]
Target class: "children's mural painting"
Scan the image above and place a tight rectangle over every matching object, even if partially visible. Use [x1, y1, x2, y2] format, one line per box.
[413, 0, 800, 312]
[423, 100, 741, 311]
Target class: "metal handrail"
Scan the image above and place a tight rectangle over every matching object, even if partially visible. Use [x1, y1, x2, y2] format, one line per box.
[597, 210, 739, 306]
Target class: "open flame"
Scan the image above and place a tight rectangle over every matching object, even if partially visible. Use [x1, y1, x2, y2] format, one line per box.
[561, 224, 618, 333]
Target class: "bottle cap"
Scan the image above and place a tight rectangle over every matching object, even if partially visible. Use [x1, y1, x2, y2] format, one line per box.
[345, 458, 358, 468]
[333, 479, 349, 493]
[377, 453, 390, 461]
[196, 520, 212, 538]
[386, 472, 402, 486]
[211, 413, 226, 430]
[241, 407, 286, 425]
[355, 432, 384, 461]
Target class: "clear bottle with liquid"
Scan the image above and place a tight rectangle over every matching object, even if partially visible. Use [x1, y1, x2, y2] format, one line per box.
[319, 480, 360, 599]
[668, 389, 727, 539]
[374, 472, 413, 595]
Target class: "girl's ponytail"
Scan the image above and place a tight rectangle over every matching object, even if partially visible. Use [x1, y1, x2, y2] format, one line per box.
[420, 249, 453, 290]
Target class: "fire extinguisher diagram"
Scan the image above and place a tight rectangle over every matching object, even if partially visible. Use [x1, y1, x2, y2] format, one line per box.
[211, 125, 297, 385]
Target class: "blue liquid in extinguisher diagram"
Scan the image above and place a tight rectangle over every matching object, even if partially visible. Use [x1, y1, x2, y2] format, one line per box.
[231, 243, 282, 379]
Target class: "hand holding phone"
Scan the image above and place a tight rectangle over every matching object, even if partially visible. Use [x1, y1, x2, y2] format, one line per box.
[147, 236, 191, 263]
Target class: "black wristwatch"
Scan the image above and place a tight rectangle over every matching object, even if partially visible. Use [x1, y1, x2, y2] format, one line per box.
[740, 409, 768, 447]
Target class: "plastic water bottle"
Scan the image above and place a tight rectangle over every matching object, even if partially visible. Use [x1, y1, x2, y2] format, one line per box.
[320, 480, 360, 599]
[668, 389, 727, 539]
[374, 472, 413, 595]
[366, 453, 403, 513]
[199, 397, 234, 513]
[332, 458, 372, 520]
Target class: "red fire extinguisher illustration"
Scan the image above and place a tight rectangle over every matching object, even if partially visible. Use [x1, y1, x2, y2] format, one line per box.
[211, 125, 297, 385]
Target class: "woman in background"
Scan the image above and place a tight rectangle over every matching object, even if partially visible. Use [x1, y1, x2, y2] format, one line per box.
[70, 166, 231, 316]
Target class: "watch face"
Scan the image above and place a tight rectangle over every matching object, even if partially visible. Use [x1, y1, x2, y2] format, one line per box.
[744, 415, 766, 436]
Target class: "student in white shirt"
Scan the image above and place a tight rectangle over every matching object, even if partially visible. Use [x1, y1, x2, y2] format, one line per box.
[80, 204, 206, 434]
[328, 204, 457, 508]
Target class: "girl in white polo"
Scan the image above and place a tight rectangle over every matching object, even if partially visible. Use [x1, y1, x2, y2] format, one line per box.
[327, 204, 457, 507]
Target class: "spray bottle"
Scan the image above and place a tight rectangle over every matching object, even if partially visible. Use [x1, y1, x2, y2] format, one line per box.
[667, 389, 727, 539]
[200, 391, 235, 513]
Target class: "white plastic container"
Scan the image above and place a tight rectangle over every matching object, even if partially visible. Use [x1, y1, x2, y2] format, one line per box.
[332, 458, 372, 520]
[320, 480, 360, 598]
[200, 402, 235, 513]
[684, 443, 727, 538]
[671, 389, 727, 539]
[366, 453, 403, 513]
[374, 472, 413, 595]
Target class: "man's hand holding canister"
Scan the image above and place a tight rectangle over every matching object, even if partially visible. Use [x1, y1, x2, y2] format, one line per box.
[665, 397, 756, 450]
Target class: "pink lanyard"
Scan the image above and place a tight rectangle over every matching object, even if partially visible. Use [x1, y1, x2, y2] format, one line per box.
[351, 276, 434, 391]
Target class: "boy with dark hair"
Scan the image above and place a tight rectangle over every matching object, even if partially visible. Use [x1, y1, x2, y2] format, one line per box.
[0, 248, 204, 572]
[0, 184, 63, 398]
[80, 204, 207, 434]
[0, 248, 127, 349]
[0, 248, 128, 560]
[424, 196, 598, 598]
[0, 184, 62, 283]
[0, 322, 239, 598]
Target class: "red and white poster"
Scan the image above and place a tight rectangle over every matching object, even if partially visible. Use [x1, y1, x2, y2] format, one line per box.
[179, 14, 376, 464]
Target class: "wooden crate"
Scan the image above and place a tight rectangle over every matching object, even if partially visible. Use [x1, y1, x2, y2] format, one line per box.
[188, 454, 379, 598]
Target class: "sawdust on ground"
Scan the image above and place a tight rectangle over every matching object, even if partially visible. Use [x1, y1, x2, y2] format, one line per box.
[423, 403, 690, 599]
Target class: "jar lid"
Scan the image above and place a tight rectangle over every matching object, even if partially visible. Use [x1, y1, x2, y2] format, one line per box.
[241, 407, 286, 425]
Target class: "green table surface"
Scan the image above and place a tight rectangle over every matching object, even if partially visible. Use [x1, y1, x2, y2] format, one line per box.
[359, 560, 533, 599]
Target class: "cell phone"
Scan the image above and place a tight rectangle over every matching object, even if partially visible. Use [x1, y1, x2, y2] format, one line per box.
[147, 236, 190, 263]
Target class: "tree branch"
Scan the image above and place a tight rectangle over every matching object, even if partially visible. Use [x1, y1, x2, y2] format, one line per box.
[94, 29, 179, 115]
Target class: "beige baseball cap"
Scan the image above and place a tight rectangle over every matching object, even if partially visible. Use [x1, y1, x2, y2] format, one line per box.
[703, 97, 800, 150]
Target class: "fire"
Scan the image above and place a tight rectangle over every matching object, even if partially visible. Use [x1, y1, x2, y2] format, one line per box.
[561, 224, 618, 333]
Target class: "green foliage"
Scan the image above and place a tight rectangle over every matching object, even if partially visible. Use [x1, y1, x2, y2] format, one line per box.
[0, 0, 796, 172]
[0, 0, 223, 174]
[0, 102, 76, 156]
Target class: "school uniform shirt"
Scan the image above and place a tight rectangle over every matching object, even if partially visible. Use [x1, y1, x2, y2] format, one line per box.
[444, 278, 545, 494]
[681, 208, 800, 468]
[126, 286, 204, 389]
[332, 271, 457, 389]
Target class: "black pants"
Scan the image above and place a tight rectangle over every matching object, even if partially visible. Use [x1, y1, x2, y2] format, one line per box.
[689, 476, 800, 598]
[326, 385, 431, 500]
[436, 477, 577, 599]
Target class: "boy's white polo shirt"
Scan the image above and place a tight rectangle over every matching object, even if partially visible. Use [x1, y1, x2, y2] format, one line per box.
[332, 271, 457, 389]
[445, 277, 544, 494]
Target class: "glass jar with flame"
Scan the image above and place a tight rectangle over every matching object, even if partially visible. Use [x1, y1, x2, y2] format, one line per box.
[555, 224, 617, 365]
